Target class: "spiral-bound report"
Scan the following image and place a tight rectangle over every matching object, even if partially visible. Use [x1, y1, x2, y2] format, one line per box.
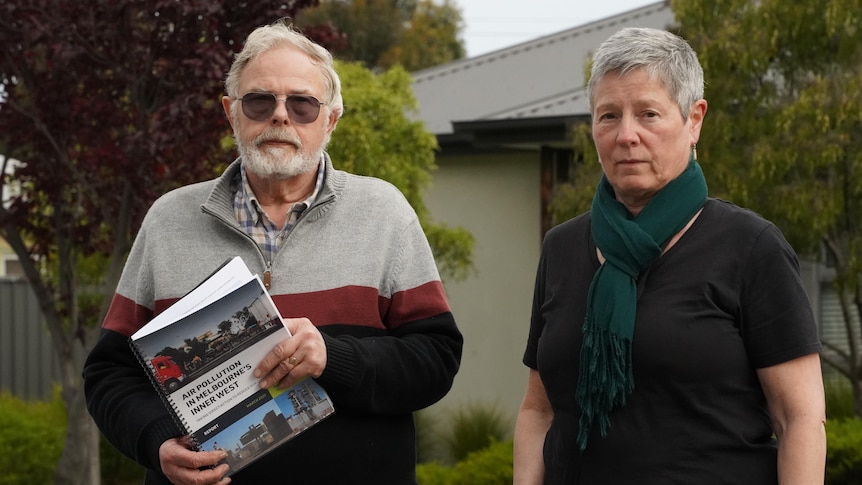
[129, 256, 335, 476]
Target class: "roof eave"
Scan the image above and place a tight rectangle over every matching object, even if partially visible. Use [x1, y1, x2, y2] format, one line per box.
[437, 114, 591, 154]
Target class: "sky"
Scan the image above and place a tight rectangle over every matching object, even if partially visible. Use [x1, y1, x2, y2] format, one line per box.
[457, 0, 659, 57]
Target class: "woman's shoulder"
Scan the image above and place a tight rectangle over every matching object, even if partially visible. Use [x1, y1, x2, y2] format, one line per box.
[698, 199, 795, 257]
[542, 211, 592, 251]
[703, 198, 773, 233]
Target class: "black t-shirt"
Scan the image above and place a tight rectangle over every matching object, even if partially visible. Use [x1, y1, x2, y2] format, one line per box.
[524, 199, 821, 485]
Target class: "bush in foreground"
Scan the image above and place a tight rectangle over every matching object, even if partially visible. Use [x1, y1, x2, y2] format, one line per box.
[0, 390, 65, 484]
[826, 417, 862, 485]
[5, 392, 861, 485]
[417, 439, 513, 485]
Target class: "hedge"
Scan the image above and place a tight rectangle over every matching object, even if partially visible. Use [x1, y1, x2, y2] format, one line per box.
[2, 392, 861, 484]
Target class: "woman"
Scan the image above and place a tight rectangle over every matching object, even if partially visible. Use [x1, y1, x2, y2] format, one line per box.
[513, 27, 826, 484]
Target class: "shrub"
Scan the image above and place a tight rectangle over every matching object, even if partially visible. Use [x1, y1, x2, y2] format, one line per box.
[416, 461, 452, 484]
[417, 439, 513, 485]
[824, 377, 855, 420]
[826, 418, 862, 485]
[0, 389, 144, 485]
[415, 408, 443, 464]
[101, 439, 145, 485]
[0, 390, 66, 485]
[439, 402, 512, 463]
[449, 439, 513, 485]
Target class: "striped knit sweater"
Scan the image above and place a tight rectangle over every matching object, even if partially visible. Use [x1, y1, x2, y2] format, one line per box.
[83, 156, 463, 484]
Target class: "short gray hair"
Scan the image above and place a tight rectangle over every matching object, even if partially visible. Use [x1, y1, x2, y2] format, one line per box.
[224, 20, 344, 119]
[587, 27, 704, 119]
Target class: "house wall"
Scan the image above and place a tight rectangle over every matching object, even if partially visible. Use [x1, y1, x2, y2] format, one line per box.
[423, 151, 542, 422]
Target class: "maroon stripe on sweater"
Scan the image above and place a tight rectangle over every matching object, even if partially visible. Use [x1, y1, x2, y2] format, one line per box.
[102, 293, 154, 337]
[103, 294, 184, 336]
[272, 285, 385, 329]
[272, 281, 449, 330]
[387, 281, 450, 328]
[102, 281, 449, 336]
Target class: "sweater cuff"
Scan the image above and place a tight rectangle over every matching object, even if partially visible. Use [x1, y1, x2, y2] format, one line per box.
[139, 414, 184, 473]
[318, 334, 360, 393]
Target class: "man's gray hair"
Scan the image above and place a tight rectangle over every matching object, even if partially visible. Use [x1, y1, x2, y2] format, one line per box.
[225, 20, 344, 119]
[587, 27, 704, 119]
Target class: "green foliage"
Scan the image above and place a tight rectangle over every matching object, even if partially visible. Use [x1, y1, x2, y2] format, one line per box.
[100, 439, 145, 485]
[9, 389, 861, 485]
[298, 0, 465, 71]
[0, 390, 144, 485]
[417, 439, 513, 485]
[378, 0, 466, 72]
[0, 391, 66, 485]
[548, 123, 602, 224]
[415, 408, 443, 464]
[448, 440, 514, 485]
[672, 0, 862, 258]
[423, 223, 476, 282]
[331, 62, 436, 207]
[416, 461, 452, 484]
[826, 418, 862, 485]
[438, 402, 512, 463]
[826, 377, 856, 420]
[672, 0, 862, 414]
[329, 61, 474, 280]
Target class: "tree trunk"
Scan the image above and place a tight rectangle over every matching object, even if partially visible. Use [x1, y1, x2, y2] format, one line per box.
[54, 384, 101, 485]
[53, 334, 101, 485]
[853, 377, 862, 421]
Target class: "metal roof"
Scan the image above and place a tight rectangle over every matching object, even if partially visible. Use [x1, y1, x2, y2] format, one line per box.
[411, 1, 675, 136]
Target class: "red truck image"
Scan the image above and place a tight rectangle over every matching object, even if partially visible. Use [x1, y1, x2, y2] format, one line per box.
[147, 314, 279, 394]
[151, 355, 185, 393]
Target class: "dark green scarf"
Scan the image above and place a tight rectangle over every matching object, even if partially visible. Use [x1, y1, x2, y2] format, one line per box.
[576, 158, 707, 450]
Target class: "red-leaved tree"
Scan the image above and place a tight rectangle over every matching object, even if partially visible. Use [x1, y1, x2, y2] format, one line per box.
[0, 2, 343, 482]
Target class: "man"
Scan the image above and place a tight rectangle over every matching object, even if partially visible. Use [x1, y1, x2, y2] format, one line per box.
[84, 21, 462, 485]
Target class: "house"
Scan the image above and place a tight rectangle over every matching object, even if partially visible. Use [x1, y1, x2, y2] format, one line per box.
[414, 1, 676, 420]
[413, 0, 854, 423]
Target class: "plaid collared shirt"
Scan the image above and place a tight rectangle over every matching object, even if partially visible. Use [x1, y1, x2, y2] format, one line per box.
[233, 158, 325, 263]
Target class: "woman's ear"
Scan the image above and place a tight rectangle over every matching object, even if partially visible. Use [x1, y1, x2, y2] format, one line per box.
[688, 98, 708, 144]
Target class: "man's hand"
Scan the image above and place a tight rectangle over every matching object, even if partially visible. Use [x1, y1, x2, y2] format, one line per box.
[254, 317, 327, 389]
[159, 437, 231, 485]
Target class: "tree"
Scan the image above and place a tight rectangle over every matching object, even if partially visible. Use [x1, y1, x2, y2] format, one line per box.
[550, 0, 862, 417]
[0, 1, 470, 482]
[375, 0, 466, 71]
[297, 0, 466, 71]
[329, 61, 474, 280]
[670, 0, 862, 418]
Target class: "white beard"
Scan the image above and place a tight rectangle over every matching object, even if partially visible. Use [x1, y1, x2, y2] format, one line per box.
[236, 128, 323, 180]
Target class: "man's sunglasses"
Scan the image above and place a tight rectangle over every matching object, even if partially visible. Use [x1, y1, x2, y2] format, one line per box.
[239, 93, 324, 124]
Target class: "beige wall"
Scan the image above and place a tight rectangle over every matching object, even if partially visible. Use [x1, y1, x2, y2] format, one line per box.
[423, 151, 542, 424]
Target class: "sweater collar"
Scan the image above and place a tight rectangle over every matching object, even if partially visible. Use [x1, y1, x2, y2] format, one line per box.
[202, 152, 347, 225]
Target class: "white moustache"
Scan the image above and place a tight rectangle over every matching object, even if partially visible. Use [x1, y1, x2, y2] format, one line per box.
[255, 129, 302, 149]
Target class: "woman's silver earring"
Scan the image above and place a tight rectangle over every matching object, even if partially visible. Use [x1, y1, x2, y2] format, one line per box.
[691, 144, 698, 162]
